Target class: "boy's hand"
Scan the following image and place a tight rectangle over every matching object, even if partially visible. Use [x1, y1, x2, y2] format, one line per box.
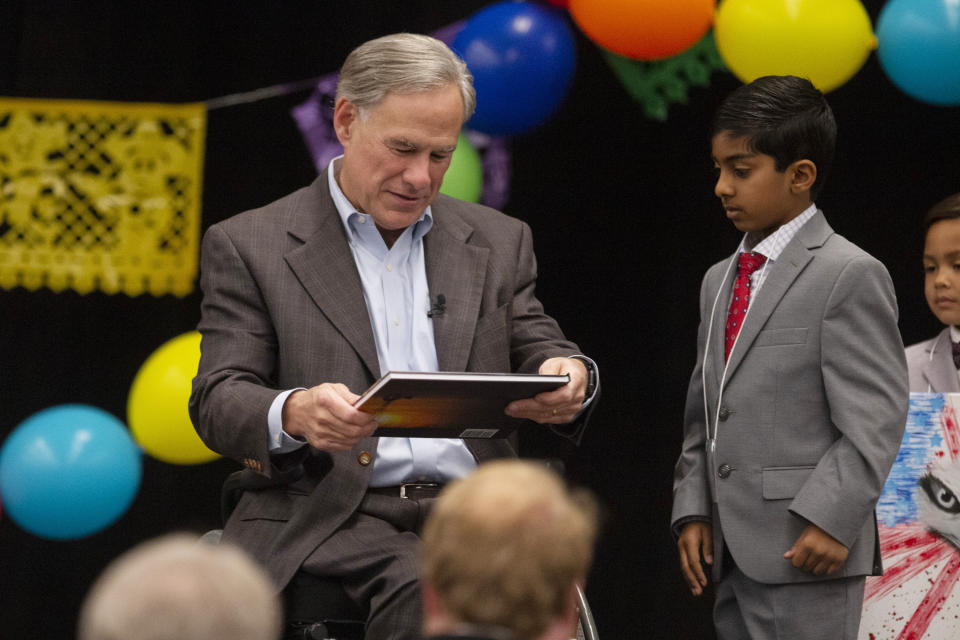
[677, 521, 713, 596]
[783, 523, 849, 575]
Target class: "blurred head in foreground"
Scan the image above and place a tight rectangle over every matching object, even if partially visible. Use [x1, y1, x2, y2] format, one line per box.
[420, 459, 599, 639]
[78, 533, 281, 640]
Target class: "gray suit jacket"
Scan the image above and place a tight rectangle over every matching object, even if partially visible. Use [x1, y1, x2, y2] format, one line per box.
[906, 328, 960, 392]
[671, 211, 908, 584]
[189, 175, 585, 588]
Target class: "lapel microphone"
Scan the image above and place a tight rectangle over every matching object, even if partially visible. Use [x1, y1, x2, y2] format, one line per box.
[427, 293, 446, 318]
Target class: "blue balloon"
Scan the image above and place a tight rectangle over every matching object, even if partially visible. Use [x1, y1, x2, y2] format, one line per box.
[454, 1, 576, 136]
[0, 404, 141, 540]
[877, 0, 960, 106]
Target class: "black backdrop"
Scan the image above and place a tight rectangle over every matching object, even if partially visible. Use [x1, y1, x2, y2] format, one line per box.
[1, 2, 958, 638]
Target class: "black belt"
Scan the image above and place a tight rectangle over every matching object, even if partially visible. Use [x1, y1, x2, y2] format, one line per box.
[368, 482, 443, 500]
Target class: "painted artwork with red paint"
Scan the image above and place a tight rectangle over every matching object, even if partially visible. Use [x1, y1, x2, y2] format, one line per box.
[860, 393, 960, 639]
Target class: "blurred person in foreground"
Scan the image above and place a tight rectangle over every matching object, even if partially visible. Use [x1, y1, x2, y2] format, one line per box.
[78, 533, 281, 640]
[419, 459, 599, 640]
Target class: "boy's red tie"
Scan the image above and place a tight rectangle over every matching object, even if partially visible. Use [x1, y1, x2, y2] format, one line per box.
[725, 252, 767, 362]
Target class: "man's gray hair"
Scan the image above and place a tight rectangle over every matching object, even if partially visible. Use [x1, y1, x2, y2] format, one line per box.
[336, 33, 476, 122]
[78, 534, 281, 640]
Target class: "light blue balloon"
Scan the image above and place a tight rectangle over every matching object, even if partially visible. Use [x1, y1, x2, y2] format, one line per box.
[0, 404, 141, 540]
[877, 0, 960, 106]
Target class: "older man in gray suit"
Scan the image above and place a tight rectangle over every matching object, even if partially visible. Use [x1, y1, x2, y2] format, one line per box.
[189, 34, 598, 640]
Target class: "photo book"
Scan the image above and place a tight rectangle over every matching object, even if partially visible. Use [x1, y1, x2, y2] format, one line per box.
[354, 370, 569, 438]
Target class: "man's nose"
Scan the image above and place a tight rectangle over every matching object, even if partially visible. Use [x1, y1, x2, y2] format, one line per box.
[404, 155, 431, 190]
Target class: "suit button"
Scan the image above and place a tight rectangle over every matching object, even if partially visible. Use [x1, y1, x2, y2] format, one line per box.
[718, 406, 731, 421]
[717, 464, 733, 479]
[357, 451, 372, 466]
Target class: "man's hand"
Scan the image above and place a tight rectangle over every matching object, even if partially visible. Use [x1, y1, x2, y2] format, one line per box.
[678, 521, 713, 596]
[281, 383, 378, 451]
[504, 357, 588, 424]
[783, 523, 849, 575]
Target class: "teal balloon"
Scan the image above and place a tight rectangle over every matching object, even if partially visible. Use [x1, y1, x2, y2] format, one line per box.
[0, 404, 142, 540]
[877, 0, 960, 105]
[440, 134, 483, 203]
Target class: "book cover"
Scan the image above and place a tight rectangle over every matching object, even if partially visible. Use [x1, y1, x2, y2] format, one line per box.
[355, 371, 569, 438]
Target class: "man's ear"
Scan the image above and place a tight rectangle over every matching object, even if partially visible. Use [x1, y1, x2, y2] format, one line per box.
[333, 97, 358, 146]
[540, 581, 583, 640]
[420, 581, 450, 635]
[421, 581, 440, 617]
[789, 159, 817, 195]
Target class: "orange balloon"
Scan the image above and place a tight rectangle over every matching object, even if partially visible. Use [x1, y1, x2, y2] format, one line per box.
[569, 0, 716, 60]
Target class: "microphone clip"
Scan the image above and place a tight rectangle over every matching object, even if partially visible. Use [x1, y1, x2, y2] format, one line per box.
[427, 293, 446, 318]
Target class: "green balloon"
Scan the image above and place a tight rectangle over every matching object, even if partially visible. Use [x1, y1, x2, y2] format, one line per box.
[439, 133, 483, 203]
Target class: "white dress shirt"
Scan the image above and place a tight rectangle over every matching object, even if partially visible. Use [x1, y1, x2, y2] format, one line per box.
[267, 157, 476, 486]
[739, 203, 818, 294]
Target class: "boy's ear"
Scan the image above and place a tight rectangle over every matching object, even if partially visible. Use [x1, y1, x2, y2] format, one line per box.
[788, 159, 817, 195]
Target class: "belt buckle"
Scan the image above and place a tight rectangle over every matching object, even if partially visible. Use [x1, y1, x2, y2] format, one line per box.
[399, 482, 440, 499]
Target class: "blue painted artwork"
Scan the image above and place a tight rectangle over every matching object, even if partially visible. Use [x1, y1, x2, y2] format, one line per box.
[860, 393, 960, 640]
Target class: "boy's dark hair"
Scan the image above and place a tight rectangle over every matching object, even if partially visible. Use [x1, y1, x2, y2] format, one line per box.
[712, 75, 837, 200]
[924, 193, 960, 231]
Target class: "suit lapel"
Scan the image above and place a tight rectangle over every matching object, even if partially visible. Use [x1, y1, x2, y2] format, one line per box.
[722, 212, 829, 382]
[923, 328, 960, 392]
[283, 177, 380, 379]
[708, 255, 738, 392]
[424, 203, 489, 372]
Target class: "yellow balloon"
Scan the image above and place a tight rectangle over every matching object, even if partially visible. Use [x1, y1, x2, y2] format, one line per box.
[127, 331, 219, 465]
[715, 0, 877, 93]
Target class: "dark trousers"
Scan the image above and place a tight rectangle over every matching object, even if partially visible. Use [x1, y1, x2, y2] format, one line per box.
[299, 492, 436, 640]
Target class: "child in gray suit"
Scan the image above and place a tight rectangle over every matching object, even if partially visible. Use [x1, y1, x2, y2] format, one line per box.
[671, 76, 909, 640]
[905, 193, 960, 392]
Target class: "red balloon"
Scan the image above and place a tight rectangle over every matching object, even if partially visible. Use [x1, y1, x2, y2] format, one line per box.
[570, 0, 716, 60]
[546, 0, 569, 7]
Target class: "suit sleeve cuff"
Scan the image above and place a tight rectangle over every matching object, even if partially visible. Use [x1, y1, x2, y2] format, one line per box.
[672, 515, 712, 541]
[268, 388, 308, 453]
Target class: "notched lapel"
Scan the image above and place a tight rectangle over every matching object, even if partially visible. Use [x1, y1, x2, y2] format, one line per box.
[721, 213, 833, 381]
[723, 241, 812, 379]
[284, 208, 380, 379]
[924, 332, 960, 392]
[708, 256, 737, 390]
[424, 210, 489, 372]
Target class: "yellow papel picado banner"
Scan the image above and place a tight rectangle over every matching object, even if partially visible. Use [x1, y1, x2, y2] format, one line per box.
[0, 98, 205, 296]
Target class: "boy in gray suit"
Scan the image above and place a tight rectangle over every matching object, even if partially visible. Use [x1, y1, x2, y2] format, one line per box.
[905, 193, 960, 392]
[671, 76, 908, 639]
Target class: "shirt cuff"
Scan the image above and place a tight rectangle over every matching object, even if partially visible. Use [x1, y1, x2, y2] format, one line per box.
[268, 388, 308, 453]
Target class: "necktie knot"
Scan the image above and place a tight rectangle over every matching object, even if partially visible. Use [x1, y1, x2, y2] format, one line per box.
[952, 341, 960, 369]
[738, 251, 767, 276]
